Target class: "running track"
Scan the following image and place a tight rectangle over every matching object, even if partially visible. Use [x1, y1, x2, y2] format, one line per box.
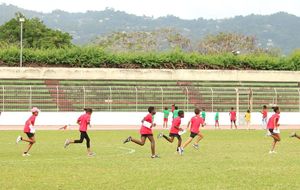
[0, 125, 299, 130]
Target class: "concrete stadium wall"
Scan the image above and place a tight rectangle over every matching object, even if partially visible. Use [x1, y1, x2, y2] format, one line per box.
[0, 112, 299, 127]
[1, 67, 300, 82]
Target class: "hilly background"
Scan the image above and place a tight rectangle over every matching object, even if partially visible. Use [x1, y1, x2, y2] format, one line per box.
[1, 3, 300, 54]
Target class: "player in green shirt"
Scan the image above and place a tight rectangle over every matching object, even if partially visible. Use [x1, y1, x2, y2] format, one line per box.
[215, 112, 220, 129]
[173, 106, 179, 119]
[163, 107, 170, 128]
[201, 108, 206, 126]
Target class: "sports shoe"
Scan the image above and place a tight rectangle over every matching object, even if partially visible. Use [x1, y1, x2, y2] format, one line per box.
[269, 150, 277, 154]
[192, 144, 199, 149]
[151, 155, 159, 159]
[157, 132, 163, 139]
[88, 152, 96, 157]
[16, 136, 22, 144]
[178, 147, 183, 155]
[22, 153, 31, 157]
[123, 136, 132, 144]
[290, 132, 297, 138]
[64, 139, 70, 148]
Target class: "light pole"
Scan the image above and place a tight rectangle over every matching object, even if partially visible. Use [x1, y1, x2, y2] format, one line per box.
[19, 17, 25, 67]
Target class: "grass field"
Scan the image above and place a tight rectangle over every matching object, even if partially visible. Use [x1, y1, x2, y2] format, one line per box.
[1, 130, 300, 190]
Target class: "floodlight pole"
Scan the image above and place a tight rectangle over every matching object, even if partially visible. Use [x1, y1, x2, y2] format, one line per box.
[19, 17, 25, 67]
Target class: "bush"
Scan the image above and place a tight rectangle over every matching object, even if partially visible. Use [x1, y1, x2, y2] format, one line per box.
[0, 47, 299, 70]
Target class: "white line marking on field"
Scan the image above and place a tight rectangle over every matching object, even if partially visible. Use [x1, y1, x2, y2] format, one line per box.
[118, 146, 135, 154]
[0, 145, 136, 164]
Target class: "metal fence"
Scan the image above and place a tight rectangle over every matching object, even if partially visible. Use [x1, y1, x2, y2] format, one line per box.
[0, 85, 300, 112]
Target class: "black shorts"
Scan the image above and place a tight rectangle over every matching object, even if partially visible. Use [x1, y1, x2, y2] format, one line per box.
[169, 133, 181, 139]
[26, 132, 35, 138]
[268, 129, 275, 135]
[190, 132, 198, 138]
[141, 134, 153, 137]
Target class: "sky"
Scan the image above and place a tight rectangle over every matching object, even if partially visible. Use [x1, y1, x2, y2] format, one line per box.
[0, 0, 299, 19]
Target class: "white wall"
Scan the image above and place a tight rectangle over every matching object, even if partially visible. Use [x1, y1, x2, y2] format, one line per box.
[2, 67, 300, 82]
[0, 112, 299, 126]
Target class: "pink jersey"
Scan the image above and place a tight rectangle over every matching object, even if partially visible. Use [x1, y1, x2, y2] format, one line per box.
[230, 111, 236, 121]
[24, 115, 36, 133]
[267, 113, 280, 129]
[170, 117, 181, 134]
[262, 110, 268, 118]
[140, 113, 153, 135]
[190, 115, 204, 134]
[77, 113, 91, 132]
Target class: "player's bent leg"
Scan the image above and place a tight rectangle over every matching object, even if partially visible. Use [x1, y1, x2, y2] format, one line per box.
[163, 134, 174, 143]
[23, 137, 36, 155]
[177, 136, 182, 148]
[131, 136, 147, 146]
[74, 132, 85, 144]
[195, 133, 204, 144]
[182, 137, 193, 149]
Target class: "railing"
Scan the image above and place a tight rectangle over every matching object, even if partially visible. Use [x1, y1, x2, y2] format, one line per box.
[0, 85, 299, 112]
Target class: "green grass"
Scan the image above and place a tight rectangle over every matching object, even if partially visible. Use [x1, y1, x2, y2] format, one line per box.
[0, 130, 300, 189]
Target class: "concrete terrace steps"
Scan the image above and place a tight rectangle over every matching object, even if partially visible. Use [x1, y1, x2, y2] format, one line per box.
[0, 79, 299, 112]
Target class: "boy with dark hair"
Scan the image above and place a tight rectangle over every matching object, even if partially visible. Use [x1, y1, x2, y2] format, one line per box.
[16, 107, 40, 156]
[163, 107, 170, 128]
[267, 106, 281, 154]
[123, 106, 159, 158]
[181, 108, 204, 152]
[158, 110, 184, 155]
[230, 107, 237, 129]
[64, 108, 95, 156]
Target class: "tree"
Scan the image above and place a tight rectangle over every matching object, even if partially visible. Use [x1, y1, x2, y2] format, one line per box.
[197, 32, 265, 54]
[92, 28, 191, 52]
[0, 13, 73, 48]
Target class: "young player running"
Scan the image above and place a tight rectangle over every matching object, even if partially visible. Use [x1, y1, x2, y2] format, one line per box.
[64, 108, 95, 156]
[163, 107, 170, 128]
[123, 106, 159, 158]
[16, 107, 40, 156]
[290, 132, 300, 139]
[261, 105, 268, 129]
[230, 107, 237, 129]
[158, 110, 184, 154]
[267, 106, 281, 154]
[181, 108, 204, 153]
[215, 111, 220, 129]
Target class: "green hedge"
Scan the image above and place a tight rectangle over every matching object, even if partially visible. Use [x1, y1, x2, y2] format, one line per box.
[0, 47, 300, 70]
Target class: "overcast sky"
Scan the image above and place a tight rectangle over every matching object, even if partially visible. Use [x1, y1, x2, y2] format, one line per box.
[0, 0, 299, 19]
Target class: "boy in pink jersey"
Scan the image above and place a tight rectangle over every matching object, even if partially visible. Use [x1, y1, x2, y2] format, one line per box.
[230, 107, 237, 129]
[16, 107, 40, 156]
[181, 108, 204, 152]
[158, 110, 184, 155]
[123, 106, 159, 158]
[267, 106, 281, 154]
[64, 108, 95, 156]
[261, 105, 268, 129]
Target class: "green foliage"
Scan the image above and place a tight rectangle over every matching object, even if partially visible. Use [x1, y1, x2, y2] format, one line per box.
[0, 13, 73, 49]
[0, 46, 299, 70]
